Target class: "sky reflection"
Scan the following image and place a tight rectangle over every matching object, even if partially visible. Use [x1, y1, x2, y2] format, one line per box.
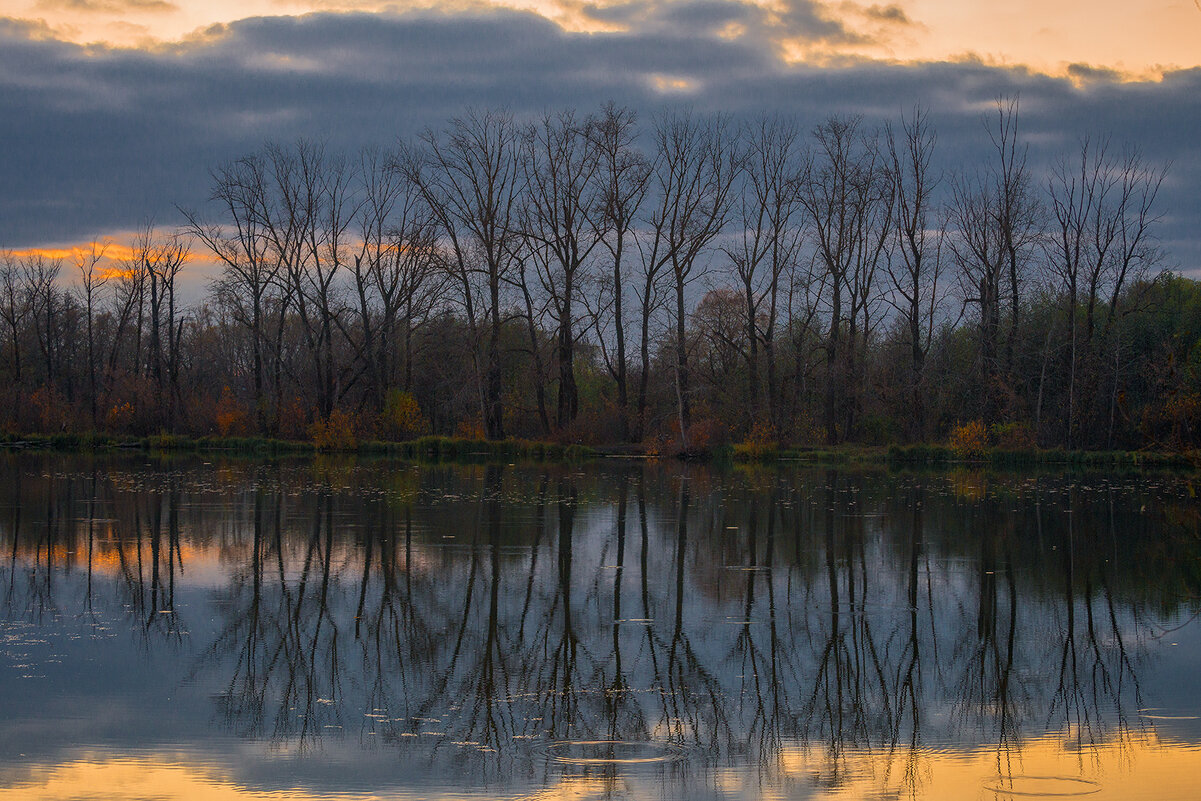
[1, 456, 1200, 800]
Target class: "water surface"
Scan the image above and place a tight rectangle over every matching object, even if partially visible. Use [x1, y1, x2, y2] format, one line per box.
[2, 455, 1199, 800]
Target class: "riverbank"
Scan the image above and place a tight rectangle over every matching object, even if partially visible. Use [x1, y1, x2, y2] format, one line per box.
[0, 432, 599, 461]
[0, 431, 1195, 470]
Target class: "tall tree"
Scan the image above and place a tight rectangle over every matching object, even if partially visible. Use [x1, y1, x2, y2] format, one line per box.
[725, 114, 805, 434]
[352, 146, 443, 411]
[643, 110, 740, 443]
[182, 152, 284, 432]
[885, 107, 944, 442]
[1048, 137, 1166, 447]
[948, 98, 1040, 425]
[0, 251, 28, 385]
[590, 103, 651, 440]
[798, 116, 893, 443]
[410, 109, 522, 440]
[520, 110, 606, 430]
[74, 241, 110, 426]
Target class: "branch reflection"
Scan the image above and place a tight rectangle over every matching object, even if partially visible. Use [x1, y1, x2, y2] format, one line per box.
[2, 455, 1198, 797]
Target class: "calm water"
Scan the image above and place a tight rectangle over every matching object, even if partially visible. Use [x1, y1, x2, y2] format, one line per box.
[1, 454, 1200, 801]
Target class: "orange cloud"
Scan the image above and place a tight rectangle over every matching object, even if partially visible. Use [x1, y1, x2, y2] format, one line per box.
[3, 0, 1199, 78]
[6, 239, 198, 279]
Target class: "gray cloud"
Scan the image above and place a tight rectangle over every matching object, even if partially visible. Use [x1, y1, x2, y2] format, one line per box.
[860, 3, 912, 25]
[775, 0, 867, 43]
[0, 8, 1197, 270]
[1066, 62, 1125, 84]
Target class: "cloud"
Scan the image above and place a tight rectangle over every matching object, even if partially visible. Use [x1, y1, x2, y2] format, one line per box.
[0, 7, 1197, 270]
[563, 0, 869, 45]
[859, 3, 912, 25]
[774, 0, 870, 44]
[1066, 62, 1124, 84]
[36, 0, 178, 12]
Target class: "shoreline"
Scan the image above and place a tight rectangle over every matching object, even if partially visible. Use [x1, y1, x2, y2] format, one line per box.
[0, 432, 1195, 470]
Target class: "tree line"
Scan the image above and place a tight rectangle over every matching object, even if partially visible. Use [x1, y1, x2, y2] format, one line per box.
[2, 99, 1197, 451]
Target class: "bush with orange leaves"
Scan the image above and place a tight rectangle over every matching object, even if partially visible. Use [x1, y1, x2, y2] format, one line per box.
[214, 386, 250, 437]
[948, 420, 989, 460]
[105, 401, 135, 434]
[685, 415, 730, 454]
[455, 415, 487, 441]
[309, 409, 358, 451]
[733, 420, 779, 460]
[555, 399, 628, 446]
[378, 389, 431, 441]
[645, 414, 730, 457]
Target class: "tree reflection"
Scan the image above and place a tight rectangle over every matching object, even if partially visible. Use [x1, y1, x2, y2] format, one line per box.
[1, 457, 1198, 795]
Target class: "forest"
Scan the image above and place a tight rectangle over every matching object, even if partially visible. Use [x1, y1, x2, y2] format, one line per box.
[1, 99, 1198, 453]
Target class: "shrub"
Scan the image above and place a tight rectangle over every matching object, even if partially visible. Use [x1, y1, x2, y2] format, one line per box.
[685, 416, 730, 454]
[378, 389, 431, 441]
[948, 420, 989, 460]
[214, 386, 250, 437]
[309, 409, 358, 451]
[276, 397, 309, 440]
[105, 401, 136, 433]
[455, 416, 486, 441]
[990, 421, 1036, 449]
[31, 386, 73, 433]
[733, 420, 779, 460]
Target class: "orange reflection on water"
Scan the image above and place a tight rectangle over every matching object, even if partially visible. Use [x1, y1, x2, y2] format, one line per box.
[762, 730, 1201, 801]
[3, 731, 1201, 801]
[0, 755, 306, 801]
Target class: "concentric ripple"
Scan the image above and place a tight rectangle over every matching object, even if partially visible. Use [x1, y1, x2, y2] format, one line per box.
[543, 740, 685, 766]
[985, 775, 1101, 796]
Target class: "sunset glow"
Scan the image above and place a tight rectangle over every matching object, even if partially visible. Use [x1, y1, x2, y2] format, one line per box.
[7, 733, 1201, 800]
[2, 0, 1198, 76]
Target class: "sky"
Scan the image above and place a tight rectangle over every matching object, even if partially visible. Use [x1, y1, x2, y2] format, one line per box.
[1, 0, 1199, 273]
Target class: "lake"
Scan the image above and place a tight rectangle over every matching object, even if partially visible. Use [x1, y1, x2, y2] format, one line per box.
[1, 454, 1199, 800]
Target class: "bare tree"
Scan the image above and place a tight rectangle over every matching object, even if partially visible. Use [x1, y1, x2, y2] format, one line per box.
[725, 114, 806, 434]
[643, 110, 741, 443]
[520, 110, 606, 430]
[182, 153, 284, 431]
[949, 98, 1040, 425]
[409, 109, 522, 440]
[74, 240, 110, 426]
[267, 141, 356, 420]
[149, 233, 189, 429]
[1048, 137, 1166, 447]
[798, 116, 894, 443]
[589, 103, 651, 440]
[0, 251, 29, 385]
[351, 146, 443, 412]
[885, 107, 944, 442]
[22, 253, 65, 390]
[990, 98, 1041, 381]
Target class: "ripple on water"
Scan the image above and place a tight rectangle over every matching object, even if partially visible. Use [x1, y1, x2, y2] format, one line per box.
[541, 740, 685, 766]
[984, 775, 1101, 796]
[1138, 707, 1201, 720]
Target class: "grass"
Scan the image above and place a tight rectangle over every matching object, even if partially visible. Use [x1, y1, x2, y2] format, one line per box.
[0, 430, 1194, 470]
[886, 443, 1198, 470]
[0, 432, 599, 463]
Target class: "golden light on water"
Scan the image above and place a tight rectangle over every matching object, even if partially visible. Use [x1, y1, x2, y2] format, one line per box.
[3, 732, 1200, 800]
[0, 757, 314, 801]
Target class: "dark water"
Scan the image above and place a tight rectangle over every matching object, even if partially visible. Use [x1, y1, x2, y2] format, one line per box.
[1, 455, 1200, 801]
